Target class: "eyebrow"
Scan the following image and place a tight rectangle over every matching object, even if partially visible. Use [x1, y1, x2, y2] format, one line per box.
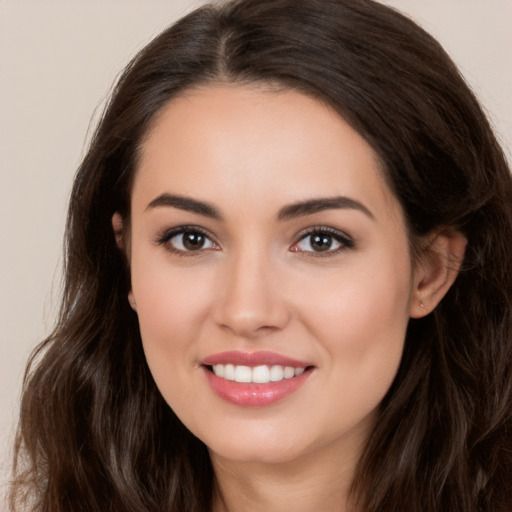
[278, 196, 375, 221]
[146, 193, 374, 222]
[146, 193, 222, 220]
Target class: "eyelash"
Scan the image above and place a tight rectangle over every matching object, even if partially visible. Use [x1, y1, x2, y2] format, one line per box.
[156, 226, 219, 256]
[291, 226, 354, 257]
[155, 225, 354, 257]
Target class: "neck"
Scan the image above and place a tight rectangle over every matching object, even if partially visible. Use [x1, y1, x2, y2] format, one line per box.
[210, 439, 364, 512]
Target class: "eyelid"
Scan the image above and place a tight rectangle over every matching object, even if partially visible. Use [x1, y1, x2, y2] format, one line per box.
[154, 224, 353, 256]
[290, 226, 354, 254]
[155, 225, 220, 255]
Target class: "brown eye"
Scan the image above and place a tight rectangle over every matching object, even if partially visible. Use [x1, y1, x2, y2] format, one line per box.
[181, 231, 206, 250]
[309, 234, 335, 252]
[291, 228, 353, 254]
[162, 228, 218, 253]
[298, 233, 340, 252]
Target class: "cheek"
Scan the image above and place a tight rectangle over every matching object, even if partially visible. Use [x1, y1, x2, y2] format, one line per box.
[135, 275, 207, 338]
[300, 249, 411, 332]
[130, 256, 215, 394]
[297, 250, 412, 397]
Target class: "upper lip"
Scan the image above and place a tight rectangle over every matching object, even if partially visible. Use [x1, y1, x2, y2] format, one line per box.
[202, 350, 312, 368]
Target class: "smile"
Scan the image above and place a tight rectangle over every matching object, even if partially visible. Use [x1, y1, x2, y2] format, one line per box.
[201, 351, 314, 406]
[211, 364, 305, 383]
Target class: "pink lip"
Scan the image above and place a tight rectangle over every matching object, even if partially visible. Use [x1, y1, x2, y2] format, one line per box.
[201, 351, 314, 407]
[202, 350, 311, 367]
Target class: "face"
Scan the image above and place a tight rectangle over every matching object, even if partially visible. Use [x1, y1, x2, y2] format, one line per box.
[126, 85, 418, 466]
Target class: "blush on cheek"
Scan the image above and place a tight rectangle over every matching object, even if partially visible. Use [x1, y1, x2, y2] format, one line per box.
[306, 270, 409, 390]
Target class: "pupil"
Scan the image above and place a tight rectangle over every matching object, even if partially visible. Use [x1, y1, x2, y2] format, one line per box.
[311, 234, 331, 251]
[183, 232, 204, 250]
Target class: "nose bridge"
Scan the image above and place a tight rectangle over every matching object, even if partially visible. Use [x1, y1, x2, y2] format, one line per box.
[214, 240, 289, 337]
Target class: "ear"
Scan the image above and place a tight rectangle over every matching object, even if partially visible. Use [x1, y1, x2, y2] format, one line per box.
[409, 230, 467, 318]
[112, 212, 137, 311]
[127, 290, 137, 311]
[112, 212, 125, 250]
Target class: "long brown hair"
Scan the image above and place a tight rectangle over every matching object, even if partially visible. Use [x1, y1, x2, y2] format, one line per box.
[11, 1, 512, 511]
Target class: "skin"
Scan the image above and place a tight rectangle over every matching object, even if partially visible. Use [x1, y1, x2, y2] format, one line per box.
[116, 85, 465, 512]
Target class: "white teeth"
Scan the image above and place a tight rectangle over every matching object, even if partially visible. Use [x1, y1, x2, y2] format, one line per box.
[213, 364, 224, 378]
[234, 365, 252, 383]
[212, 364, 306, 383]
[224, 363, 235, 381]
[270, 365, 284, 381]
[252, 365, 271, 383]
[283, 366, 295, 379]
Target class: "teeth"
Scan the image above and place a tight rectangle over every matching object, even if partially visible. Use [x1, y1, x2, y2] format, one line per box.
[224, 363, 235, 381]
[270, 365, 284, 381]
[283, 366, 295, 379]
[252, 365, 270, 383]
[234, 365, 252, 383]
[212, 364, 306, 383]
[213, 364, 224, 378]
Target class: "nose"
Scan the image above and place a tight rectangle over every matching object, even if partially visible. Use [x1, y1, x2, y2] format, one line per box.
[213, 248, 291, 339]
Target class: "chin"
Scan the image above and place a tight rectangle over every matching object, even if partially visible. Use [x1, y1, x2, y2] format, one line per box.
[208, 441, 305, 466]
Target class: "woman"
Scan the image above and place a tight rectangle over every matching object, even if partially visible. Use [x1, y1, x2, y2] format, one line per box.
[10, 0, 512, 511]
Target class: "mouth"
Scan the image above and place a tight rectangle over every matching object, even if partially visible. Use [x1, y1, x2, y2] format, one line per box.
[201, 351, 315, 407]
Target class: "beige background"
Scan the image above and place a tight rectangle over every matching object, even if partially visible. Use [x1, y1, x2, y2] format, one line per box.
[1, 0, 511, 506]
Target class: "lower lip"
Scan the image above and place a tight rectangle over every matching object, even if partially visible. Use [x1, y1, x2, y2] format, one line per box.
[203, 367, 312, 407]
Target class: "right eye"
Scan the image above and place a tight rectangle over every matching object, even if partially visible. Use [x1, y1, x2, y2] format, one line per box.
[157, 227, 219, 255]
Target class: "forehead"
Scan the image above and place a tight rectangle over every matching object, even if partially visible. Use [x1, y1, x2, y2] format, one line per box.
[133, 84, 401, 223]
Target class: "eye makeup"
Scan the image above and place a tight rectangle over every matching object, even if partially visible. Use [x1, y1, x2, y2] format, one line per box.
[154, 222, 354, 259]
[155, 225, 220, 256]
[290, 226, 354, 256]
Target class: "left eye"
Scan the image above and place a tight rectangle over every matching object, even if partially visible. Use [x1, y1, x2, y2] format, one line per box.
[291, 230, 351, 253]
[163, 229, 218, 252]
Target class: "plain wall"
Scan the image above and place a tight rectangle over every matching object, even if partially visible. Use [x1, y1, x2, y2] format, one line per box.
[1, 0, 511, 506]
